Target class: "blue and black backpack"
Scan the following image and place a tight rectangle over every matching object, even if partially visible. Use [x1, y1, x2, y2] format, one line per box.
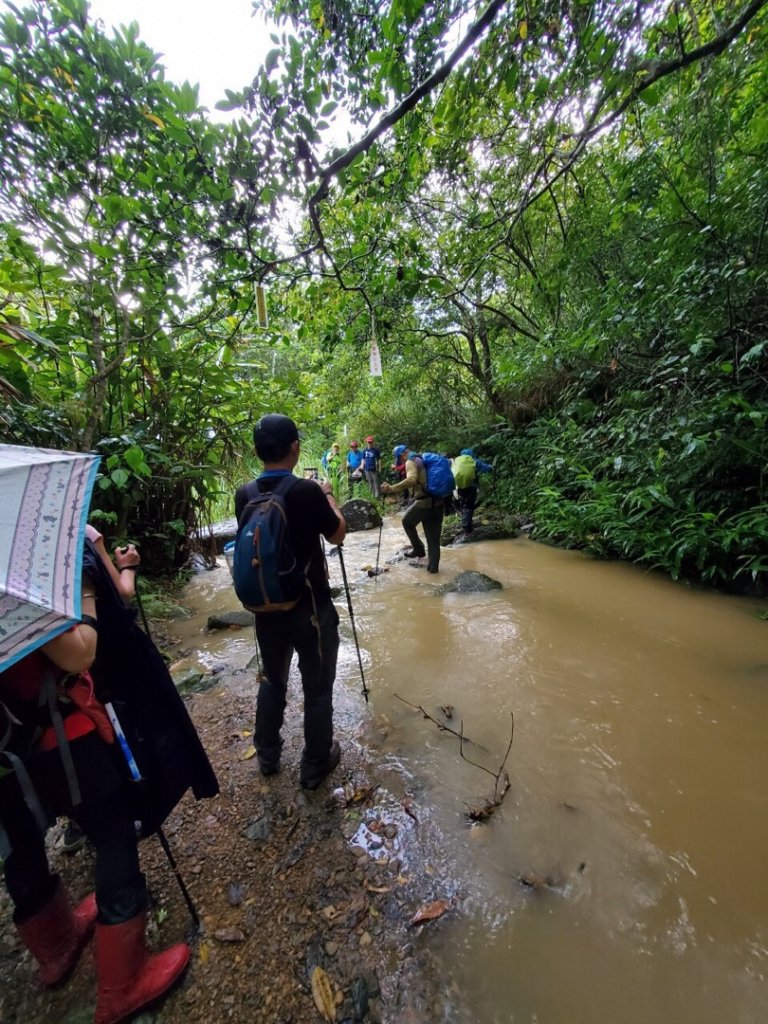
[233, 476, 310, 612]
[418, 452, 455, 498]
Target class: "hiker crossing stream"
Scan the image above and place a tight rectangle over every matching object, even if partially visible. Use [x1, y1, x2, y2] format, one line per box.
[171, 521, 768, 1024]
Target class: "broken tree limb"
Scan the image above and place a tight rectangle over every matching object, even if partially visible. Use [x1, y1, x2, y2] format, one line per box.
[393, 693, 487, 750]
[393, 694, 515, 823]
[462, 713, 514, 822]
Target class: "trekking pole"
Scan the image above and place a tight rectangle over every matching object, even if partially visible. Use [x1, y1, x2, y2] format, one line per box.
[134, 577, 152, 636]
[336, 545, 370, 703]
[156, 826, 202, 934]
[106, 701, 202, 932]
[374, 516, 383, 576]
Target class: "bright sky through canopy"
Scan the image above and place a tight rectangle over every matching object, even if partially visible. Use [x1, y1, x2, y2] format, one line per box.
[86, 0, 270, 113]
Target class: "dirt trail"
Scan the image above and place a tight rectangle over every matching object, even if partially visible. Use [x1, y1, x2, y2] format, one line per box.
[0, 626, 455, 1024]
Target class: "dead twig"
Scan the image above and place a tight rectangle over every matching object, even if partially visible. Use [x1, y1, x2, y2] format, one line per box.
[393, 693, 488, 750]
[463, 713, 514, 823]
[393, 694, 515, 823]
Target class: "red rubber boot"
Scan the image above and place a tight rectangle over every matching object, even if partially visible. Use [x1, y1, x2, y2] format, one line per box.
[15, 880, 97, 987]
[93, 910, 190, 1024]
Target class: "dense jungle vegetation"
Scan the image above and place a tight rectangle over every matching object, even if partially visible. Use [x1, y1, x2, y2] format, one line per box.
[1, 0, 766, 590]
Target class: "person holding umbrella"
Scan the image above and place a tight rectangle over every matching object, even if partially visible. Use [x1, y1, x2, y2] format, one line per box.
[0, 445, 193, 1024]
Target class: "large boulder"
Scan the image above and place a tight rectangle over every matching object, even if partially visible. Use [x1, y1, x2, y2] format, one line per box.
[434, 571, 503, 595]
[196, 517, 238, 554]
[340, 498, 382, 532]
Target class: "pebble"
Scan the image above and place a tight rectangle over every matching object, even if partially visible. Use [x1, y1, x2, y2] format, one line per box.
[359, 931, 372, 949]
[325, 941, 338, 956]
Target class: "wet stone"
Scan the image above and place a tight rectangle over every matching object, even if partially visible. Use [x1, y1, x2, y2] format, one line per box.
[244, 815, 272, 843]
[172, 668, 216, 694]
[207, 610, 254, 630]
[433, 570, 503, 595]
[339, 498, 382, 532]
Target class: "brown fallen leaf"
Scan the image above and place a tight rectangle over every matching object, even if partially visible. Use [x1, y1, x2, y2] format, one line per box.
[409, 898, 452, 927]
[214, 927, 246, 943]
[518, 873, 553, 891]
[199, 941, 209, 964]
[310, 965, 336, 1022]
[364, 881, 392, 894]
[350, 784, 378, 804]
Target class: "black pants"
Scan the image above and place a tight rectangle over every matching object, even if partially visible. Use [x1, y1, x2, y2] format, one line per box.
[456, 485, 479, 532]
[254, 592, 340, 774]
[402, 499, 445, 572]
[0, 735, 146, 925]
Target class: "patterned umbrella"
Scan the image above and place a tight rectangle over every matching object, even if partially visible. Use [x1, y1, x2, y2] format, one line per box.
[0, 444, 100, 672]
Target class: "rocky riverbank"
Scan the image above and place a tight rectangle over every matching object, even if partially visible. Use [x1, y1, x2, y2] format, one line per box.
[0, 616, 462, 1024]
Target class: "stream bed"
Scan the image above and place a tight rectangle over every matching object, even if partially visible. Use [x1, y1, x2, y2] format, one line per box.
[173, 520, 768, 1024]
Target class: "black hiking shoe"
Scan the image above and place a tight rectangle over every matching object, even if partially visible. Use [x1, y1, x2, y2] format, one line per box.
[259, 760, 280, 777]
[300, 740, 341, 791]
[403, 548, 425, 559]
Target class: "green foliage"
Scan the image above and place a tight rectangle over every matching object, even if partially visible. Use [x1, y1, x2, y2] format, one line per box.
[1, 0, 766, 592]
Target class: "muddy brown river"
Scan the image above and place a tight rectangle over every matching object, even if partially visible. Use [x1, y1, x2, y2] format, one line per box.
[174, 521, 768, 1024]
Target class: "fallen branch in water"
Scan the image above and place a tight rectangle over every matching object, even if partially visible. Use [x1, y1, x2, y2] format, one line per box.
[393, 693, 486, 749]
[462, 713, 514, 822]
[393, 694, 514, 823]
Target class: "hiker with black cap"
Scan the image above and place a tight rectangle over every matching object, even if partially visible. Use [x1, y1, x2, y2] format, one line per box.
[234, 413, 347, 789]
[381, 445, 445, 574]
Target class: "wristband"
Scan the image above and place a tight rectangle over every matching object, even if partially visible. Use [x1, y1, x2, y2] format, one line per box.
[119, 565, 138, 572]
[79, 614, 98, 631]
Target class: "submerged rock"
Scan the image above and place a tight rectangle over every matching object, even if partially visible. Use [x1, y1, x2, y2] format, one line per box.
[340, 498, 383, 532]
[207, 610, 254, 630]
[434, 571, 503, 594]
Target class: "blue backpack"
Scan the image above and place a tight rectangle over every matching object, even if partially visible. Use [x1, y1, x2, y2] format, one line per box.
[232, 476, 309, 612]
[418, 452, 455, 498]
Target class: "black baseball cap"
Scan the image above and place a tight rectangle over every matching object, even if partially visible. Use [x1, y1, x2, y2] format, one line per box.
[253, 413, 302, 447]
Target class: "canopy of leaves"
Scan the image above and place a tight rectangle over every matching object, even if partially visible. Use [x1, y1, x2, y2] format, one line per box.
[0, 0, 765, 587]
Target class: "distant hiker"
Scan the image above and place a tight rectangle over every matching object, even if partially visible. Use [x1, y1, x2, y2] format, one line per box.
[323, 442, 342, 484]
[346, 440, 364, 492]
[452, 448, 493, 533]
[234, 413, 347, 789]
[381, 445, 449, 574]
[361, 435, 381, 498]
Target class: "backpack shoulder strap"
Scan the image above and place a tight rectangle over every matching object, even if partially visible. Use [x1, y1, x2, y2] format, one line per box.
[256, 474, 300, 497]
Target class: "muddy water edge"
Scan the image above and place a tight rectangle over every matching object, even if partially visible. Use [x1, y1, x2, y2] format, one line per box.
[173, 519, 768, 1024]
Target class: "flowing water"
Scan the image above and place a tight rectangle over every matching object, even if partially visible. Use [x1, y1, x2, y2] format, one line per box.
[174, 521, 768, 1024]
